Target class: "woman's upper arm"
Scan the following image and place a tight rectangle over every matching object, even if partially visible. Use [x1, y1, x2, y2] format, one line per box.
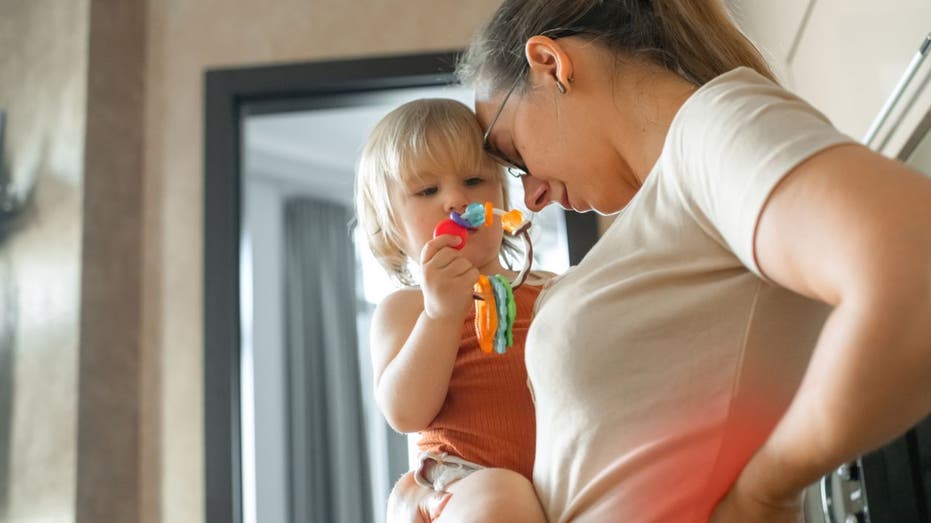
[755, 142, 931, 305]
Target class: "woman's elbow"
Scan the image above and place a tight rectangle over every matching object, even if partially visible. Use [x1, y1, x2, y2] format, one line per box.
[854, 263, 931, 374]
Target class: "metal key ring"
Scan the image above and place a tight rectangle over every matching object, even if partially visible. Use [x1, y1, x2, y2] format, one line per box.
[473, 221, 533, 300]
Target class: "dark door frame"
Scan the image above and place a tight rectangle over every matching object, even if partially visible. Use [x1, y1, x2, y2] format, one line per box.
[202, 50, 599, 523]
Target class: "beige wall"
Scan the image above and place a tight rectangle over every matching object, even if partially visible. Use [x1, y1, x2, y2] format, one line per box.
[787, 0, 931, 139]
[730, 0, 931, 140]
[0, 0, 89, 521]
[145, 2, 502, 521]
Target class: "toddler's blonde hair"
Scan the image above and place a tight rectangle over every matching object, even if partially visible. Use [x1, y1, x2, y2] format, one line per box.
[355, 98, 514, 286]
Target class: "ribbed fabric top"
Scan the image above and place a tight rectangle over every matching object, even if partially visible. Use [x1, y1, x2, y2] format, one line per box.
[417, 283, 542, 481]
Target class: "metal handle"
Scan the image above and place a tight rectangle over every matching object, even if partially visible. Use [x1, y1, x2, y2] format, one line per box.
[822, 474, 837, 523]
[863, 32, 931, 146]
[821, 460, 871, 523]
[471, 222, 534, 300]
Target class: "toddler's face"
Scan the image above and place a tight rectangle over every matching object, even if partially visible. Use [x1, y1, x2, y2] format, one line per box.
[392, 161, 506, 272]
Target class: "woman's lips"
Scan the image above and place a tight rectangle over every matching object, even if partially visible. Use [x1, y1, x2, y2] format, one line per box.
[560, 190, 572, 210]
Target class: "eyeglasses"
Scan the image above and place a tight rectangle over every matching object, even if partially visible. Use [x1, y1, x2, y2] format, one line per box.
[482, 78, 530, 179]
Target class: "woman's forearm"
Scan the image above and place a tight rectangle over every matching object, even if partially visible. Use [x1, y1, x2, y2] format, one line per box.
[376, 312, 463, 433]
[740, 287, 931, 502]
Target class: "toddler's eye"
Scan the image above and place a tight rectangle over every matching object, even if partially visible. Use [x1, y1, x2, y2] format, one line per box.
[465, 177, 484, 186]
[415, 186, 438, 197]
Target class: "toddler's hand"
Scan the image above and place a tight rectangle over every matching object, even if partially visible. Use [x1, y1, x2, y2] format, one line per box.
[419, 235, 479, 322]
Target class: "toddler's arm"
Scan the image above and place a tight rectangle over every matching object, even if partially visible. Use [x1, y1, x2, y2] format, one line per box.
[371, 234, 479, 433]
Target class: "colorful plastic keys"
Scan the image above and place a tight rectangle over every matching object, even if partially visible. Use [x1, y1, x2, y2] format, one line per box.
[432, 201, 533, 354]
[432, 218, 469, 249]
[432, 202, 529, 250]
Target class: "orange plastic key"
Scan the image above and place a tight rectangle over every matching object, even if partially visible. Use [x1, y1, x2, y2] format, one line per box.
[500, 209, 524, 233]
[473, 275, 497, 353]
[484, 201, 493, 228]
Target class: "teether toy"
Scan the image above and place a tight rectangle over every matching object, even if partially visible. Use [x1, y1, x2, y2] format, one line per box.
[432, 201, 535, 354]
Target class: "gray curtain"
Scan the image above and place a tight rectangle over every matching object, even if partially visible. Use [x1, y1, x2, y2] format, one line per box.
[0, 254, 16, 513]
[283, 197, 372, 523]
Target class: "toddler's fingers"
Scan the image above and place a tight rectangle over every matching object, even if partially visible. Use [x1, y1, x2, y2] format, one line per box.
[420, 235, 463, 265]
[445, 258, 478, 281]
[463, 266, 480, 284]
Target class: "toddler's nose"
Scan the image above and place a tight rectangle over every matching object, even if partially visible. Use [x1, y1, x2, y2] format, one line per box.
[444, 192, 470, 214]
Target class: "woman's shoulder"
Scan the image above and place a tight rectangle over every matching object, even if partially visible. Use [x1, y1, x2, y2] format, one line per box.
[698, 66, 783, 97]
[679, 67, 815, 125]
[667, 66, 838, 161]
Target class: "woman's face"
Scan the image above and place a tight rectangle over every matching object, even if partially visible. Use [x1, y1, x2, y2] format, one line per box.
[475, 79, 640, 216]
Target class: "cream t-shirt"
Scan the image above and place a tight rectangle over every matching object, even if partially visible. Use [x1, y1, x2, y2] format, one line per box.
[526, 68, 854, 522]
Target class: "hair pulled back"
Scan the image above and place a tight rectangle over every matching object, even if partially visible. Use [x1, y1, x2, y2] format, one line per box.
[457, 0, 776, 93]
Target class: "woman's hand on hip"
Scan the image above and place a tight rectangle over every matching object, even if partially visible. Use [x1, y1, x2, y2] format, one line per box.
[710, 476, 804, 523]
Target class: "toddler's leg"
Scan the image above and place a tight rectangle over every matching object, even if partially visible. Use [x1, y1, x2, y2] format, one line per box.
[387, 470, 452, 523]
[438, 468, 546, 523]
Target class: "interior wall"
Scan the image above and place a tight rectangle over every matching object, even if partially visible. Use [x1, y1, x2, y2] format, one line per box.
[729, 0, 931, 140]
[145, 1, 503, 521]
[0, 0, 89, 521]
[786, 0, 931, 139]
[76, 1, 149, 522]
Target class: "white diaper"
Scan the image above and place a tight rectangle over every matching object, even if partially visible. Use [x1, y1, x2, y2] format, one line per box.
[413, 451, 484, 492]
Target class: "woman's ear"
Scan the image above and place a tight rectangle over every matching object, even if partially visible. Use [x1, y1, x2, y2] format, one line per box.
[525, 35, 574, 93]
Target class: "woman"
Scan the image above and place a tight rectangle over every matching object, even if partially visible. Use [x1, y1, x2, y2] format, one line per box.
[452, 0, 931, 521]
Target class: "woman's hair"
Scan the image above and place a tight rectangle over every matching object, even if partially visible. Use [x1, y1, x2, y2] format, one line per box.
[457, 0, 776, 93]
[355, 98, 516, 286]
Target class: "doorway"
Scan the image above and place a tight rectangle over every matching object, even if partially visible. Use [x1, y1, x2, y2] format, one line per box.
[203, 51, 599, 523]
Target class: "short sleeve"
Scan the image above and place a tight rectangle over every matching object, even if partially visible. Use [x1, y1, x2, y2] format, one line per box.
[665, 68, 854, 280]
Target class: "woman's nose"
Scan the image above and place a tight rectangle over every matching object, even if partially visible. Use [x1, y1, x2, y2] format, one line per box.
[521, 176, 550, 212]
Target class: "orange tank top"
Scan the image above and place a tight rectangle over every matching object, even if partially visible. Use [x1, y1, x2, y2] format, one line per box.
[417, 282, 541, 481]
